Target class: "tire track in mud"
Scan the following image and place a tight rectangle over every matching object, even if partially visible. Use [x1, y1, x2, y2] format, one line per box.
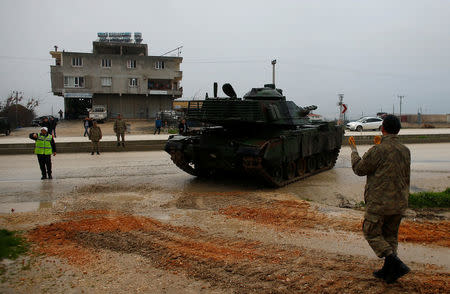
[217, 200, 450, 247]
[28, 209, 449, 294]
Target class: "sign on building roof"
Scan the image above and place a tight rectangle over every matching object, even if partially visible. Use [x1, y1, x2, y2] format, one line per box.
[97, 32, 143, 44]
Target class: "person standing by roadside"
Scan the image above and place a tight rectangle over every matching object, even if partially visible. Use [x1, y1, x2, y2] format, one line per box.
[40, 117, 52, 135]
[58, 109, 63, 120]
[83, 117, 92, 137]
[88, 120, 102, 155]
[49, 116, 57, 138]
[349, 115, 411, 284]
[154, 117, 162, 135]
[178, 118, 188, 135]
[29, 127, 56, 180]
[114, 114, 127, 147]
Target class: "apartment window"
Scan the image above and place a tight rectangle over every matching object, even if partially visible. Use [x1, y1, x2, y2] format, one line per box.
[101, 59, 111, 68]
[64, 76, 84, 88]
[129, 78, 138, 87]
[101, 77, 112, 86]
[155, 61, 165, 69]
[72, 57, 83, 67]
[127, 59, 136, 68]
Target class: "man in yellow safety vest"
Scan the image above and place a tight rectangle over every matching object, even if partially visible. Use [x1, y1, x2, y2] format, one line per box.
[29, 127, 56, 179]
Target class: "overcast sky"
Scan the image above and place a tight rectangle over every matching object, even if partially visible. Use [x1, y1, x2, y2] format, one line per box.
[1, 0, 449, 119]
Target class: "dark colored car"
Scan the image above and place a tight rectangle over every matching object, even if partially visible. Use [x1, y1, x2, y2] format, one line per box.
[0, 117, 11, 136]
[31, 115, 59, 127]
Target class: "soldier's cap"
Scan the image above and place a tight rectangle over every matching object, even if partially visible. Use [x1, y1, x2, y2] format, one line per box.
[41, 127, 48, 132]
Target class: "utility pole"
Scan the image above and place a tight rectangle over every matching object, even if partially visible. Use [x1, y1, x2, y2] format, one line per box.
[271, 59, 277, 86]
[12, 91, 22, 127]
[398, 95, 405, 117]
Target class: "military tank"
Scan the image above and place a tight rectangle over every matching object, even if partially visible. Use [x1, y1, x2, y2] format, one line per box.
[165, 83, 344, 187]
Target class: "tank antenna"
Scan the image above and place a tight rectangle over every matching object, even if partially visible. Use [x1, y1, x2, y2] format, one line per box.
[271, 59, 277, 86]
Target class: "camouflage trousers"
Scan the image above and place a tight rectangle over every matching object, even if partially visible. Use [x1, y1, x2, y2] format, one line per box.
[363, 213, 403, 258]
[116, 132, 125, 142]
[91, 141, 99, 153]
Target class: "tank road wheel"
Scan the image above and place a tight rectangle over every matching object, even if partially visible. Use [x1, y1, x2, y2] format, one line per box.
[306, 156, 317, 172]
[285, 161, 296, 180]
[325, 152, 334, 167]
[317, 153, 326, 169]
[296, 158, 307, 176]
[270, 165, 283, 183]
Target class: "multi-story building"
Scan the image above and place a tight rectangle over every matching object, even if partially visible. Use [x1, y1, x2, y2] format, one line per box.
[50, 33, 183, 119]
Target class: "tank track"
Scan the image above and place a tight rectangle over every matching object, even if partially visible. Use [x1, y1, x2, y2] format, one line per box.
[169, 150, 200, 176]
[243, 149, 340, 188]
[171, 149, 340, 188]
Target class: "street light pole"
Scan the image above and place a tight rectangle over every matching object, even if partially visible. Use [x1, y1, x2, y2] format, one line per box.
[398, 95, 404, 117]
[271, 59, 277, 86]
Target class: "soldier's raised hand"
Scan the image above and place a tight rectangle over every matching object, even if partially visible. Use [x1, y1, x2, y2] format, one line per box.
[348, 136, 357, 153]
[374, 135, 382, 145]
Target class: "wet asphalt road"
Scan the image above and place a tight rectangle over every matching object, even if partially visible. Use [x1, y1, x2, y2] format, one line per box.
[0, 143, 449, 213]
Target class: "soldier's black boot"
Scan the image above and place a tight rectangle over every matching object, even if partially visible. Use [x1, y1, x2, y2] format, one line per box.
[373, 258, 388, 279]
[48, 173, 52, 179]
[384, 254, 410, 284]
[91, 152, 94, 155]
[41, 174, 47, 180]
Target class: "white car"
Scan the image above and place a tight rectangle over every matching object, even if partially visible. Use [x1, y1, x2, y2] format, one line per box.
[346, 117, 383, 131]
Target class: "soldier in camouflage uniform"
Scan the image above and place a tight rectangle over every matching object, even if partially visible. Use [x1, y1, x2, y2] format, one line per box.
[114, 114, 127, 147]
[349, 115, 411, 284]
[88, 120, 102, 155]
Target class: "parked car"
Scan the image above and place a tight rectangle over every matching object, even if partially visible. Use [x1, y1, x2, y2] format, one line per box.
[0, 117, 11, 136]
[346, 117, 383, 131]
[88, 105, 107, 123]
[31, 115, 59, 127]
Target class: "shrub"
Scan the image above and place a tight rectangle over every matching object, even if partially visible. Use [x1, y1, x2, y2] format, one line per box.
[408, 188, 450, 208]
[0, 229, 28, 260]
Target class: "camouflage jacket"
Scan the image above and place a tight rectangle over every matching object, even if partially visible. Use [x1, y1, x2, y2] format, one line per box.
[113, 119, 127, 134]
[351, 135, 411, 216]
[88, 126, 102, 141]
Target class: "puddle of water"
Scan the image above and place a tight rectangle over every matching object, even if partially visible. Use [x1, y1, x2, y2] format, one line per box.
[0, 201, 53, 214]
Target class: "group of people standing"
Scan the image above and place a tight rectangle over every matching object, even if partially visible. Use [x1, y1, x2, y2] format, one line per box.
[154, 117, 189, 135]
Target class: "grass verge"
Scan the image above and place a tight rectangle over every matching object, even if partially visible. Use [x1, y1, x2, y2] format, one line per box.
[409, 188, 450, 208]
[0, 229, 28, 260]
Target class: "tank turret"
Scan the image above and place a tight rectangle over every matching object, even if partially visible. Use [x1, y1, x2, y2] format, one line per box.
[165, 83, 344, 187]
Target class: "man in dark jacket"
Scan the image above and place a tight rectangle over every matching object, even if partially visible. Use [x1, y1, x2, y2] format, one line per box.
[178, 119, 188, 135]
[29, 127, 56, 180]
[350, 115, 411, 284]
[40, 117, 53, 135]
[49, 117, 57, 137]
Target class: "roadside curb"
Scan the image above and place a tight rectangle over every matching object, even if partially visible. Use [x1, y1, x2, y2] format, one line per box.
[0, 140, 167, 155]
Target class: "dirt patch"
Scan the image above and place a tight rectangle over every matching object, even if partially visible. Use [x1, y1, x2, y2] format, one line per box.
[22, 209, 450, 293]
[219, 200, 450, 247]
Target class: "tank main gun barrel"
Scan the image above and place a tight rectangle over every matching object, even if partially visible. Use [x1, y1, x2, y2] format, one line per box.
[299, 105, 317, 117]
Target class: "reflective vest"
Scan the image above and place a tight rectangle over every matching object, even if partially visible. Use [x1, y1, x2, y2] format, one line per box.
[34, 134, 53, 155]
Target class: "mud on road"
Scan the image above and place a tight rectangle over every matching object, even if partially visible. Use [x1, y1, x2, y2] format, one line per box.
[1, 183, 449, 294]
